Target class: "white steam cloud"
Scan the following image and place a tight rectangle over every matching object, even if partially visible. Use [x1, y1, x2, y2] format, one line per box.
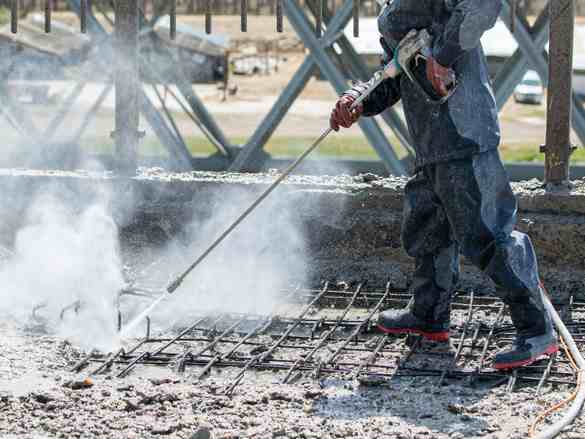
[0, 186, 124, 352]
[0, 176, 320, 351]
[126, 183, 311, 331]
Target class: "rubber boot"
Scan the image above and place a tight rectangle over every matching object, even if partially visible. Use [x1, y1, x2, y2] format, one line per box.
[494, 292, 559, 370]
[376, 308, 450, 342]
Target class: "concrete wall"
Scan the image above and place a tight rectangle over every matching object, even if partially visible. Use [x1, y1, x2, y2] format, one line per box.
[0, 169, 584, 302]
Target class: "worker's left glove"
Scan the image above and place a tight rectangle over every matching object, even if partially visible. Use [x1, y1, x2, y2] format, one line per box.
[426, 56, 456, 97]
[330, 92, 363, 132]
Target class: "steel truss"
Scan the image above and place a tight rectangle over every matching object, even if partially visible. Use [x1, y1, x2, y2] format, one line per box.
[499, 0, 585, 145]
[230, 0, 409, 175]
[1, 1, 582, 176]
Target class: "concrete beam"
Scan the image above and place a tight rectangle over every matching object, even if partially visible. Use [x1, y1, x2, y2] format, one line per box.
[0, 169, 583, 302]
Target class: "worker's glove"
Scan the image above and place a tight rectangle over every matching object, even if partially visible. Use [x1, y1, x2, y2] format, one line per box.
[425, 56, 456, 97]
[330, 92, 363, 132]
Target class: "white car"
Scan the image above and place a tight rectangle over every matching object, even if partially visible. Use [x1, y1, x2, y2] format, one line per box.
[514, 70, 544, 105]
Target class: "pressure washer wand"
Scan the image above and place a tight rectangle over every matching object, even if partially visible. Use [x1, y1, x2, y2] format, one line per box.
[165, 126, 333, 294]
[162, 61, 402, 296]
[163, 59, 405, 296]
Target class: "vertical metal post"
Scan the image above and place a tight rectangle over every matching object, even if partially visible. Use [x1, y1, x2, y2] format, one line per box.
[241, 0, 247, 32]
[353, 0, 359, 37]
[543, 0, 575, 187]
[315, 0, 322, 38]
[45, 0, 51, 33]
[170, 0, 176, 40]
[11, 0, 18, 34]
[206, 0, 212, 34]
[276, 0, 283, 32]
[113, 0, 141, 172]
[80, 0, 88, 34]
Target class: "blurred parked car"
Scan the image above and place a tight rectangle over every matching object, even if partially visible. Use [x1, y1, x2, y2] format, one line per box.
[514, 70, 544, 105]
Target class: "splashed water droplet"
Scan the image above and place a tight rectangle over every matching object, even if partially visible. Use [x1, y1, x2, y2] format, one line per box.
[119, 291, 169, 338]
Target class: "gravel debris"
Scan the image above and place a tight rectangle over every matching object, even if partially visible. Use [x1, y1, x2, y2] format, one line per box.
[3, 319, 583, 438]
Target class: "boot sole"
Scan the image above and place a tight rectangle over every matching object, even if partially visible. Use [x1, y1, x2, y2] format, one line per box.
[376, 324, 450, 342]
[493, 344, 559, 370]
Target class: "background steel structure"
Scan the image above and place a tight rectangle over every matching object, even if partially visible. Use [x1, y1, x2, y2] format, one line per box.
[1, 0, 583, 181]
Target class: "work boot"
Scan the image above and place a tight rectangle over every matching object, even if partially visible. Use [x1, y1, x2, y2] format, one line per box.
[376, 308, 450, 342]
[493, 293, 558, 370]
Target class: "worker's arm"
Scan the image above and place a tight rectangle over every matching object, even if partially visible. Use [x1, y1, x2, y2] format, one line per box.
[360, 77, 402, 117]
[433, 0, 502, 68]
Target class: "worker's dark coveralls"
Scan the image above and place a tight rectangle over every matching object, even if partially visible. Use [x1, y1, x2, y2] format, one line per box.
[360, 0, 551, 342]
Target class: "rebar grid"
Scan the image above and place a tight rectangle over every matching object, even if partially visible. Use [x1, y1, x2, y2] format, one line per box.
[80, 283, 584, 395]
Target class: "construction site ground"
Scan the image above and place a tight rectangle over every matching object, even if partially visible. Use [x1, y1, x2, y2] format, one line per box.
[2, 279, 585, 439]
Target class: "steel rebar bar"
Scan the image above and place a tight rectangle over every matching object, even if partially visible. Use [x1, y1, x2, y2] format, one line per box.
[438, 292, 475, 386]
[223, 284, 330, 393]
[282, 284, 363, 383]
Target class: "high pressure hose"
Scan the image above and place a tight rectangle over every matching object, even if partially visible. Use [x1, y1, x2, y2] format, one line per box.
[533, 289, 585, 439]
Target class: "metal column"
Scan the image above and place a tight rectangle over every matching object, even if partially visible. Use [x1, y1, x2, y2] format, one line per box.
[543, 0, 575, 186]
[113, 0, 141, 172]
[66, 0, 194, 171]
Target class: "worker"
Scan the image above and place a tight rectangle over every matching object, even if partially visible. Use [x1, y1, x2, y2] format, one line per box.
[329, 0, 558, 370]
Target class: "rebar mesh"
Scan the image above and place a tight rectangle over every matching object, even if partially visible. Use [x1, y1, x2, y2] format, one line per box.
[77, 283, 583, 395]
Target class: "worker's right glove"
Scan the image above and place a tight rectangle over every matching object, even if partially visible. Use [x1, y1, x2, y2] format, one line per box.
[330, 91, 364, 132]
[425, 56, 456, 97]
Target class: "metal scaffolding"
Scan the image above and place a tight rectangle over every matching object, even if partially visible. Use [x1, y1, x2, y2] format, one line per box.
[1, 0, 583, 181]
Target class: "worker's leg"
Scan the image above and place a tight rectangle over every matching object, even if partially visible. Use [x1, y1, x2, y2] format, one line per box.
[434, 151, 558, 369]
[377, 169, 459, 341]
